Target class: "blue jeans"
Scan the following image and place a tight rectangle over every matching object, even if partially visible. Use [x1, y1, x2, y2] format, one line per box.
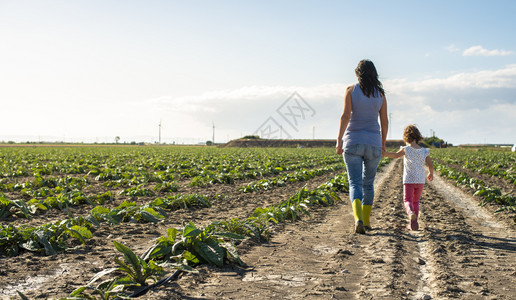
[343, 144, 382, 206]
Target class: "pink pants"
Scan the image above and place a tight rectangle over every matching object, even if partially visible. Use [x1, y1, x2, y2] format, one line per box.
[403, 184, 424, 216]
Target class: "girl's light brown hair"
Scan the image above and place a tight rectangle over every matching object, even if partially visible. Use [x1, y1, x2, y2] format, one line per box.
[403, 124, 423, 143]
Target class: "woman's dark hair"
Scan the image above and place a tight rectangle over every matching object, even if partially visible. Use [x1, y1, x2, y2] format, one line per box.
[403, 124, 424, 143]
[355, 59, 385, 98]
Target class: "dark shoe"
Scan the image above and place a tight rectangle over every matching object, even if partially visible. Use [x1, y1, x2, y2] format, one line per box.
[364, 225, 373, 231]
[355, 220, 366, 234]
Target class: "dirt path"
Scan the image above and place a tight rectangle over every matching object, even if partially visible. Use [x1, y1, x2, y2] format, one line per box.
[165, 159, 516, 300]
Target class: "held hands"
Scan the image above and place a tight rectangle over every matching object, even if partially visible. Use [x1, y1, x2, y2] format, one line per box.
[382, 149, 388, 157]
[383, 147, 405, 159]
[382, 149, 395, 158]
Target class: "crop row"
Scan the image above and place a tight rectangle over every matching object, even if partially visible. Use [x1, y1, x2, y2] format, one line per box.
[1, 164, 351, 258]
[0, 147, 344, 220]
[0, 193, 215, 257]
[238, 163, 344, 192]
[0, 190, 113, 219]
[435, 162, 515, 214]
[1, 155, 349, 223]
[9, 170, 349, 298]
[56, 172, 350, 299]
[0, 162, 344, 221]
[431, 148, 516, 185]
[0, 147, 341, 181]
[238, 157, 390, 193]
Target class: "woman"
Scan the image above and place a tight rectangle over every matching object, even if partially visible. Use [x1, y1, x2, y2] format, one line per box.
[336, 59, 388, 234]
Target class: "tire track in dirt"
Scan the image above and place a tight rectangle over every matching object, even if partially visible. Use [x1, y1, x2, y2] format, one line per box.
[359, 159, 516, 299]
[419, 175, 516, 299]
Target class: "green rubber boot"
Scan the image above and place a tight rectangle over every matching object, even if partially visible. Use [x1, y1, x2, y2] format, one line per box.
[362, 204, 372, 231]
[352, 199, 365, 234]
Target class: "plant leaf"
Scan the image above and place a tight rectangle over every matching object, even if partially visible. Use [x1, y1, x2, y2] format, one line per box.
[69, 225, 93, 242]
[221, 242, 245, 266]
[16, 291, 29, 300]
[113, 241, 143, 282]
[34, 229, 58, 255]
[193, 239, 225, 267]
[166, 228, 177, 242]
[183, 222, 202, 238]
[87, 267, 118, 286]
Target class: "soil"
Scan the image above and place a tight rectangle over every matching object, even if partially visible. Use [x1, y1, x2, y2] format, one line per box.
[1, 159, 515, 299]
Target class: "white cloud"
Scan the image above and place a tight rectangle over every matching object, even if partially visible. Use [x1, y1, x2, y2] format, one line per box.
[445, 44, 461, 53]
[383, 65, 516, 144]
[463, 45, 514, 56]
[389, 64, 516, 90]
[144, 64, 516, 144]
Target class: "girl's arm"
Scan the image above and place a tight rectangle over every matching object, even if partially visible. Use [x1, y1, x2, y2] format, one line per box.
[426, 156, 434, 181]
[383, 147, 405, 159]
[336, 85, 353, 154]
[379, 95, 388, 152]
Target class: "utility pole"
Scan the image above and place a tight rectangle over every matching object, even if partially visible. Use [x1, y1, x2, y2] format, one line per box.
[313, 126, 315, 139]
[212, 121, 215, 144]
[158, 120, 162, 144]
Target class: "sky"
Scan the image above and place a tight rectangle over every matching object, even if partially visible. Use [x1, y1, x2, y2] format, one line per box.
[0, 0, 515, 145]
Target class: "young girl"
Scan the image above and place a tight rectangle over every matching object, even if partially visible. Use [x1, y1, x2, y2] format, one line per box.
[383, 125, 434, 230]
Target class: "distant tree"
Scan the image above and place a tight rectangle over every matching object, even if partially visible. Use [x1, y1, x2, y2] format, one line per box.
[115, 136, 120, 144]
[240, 135, 261, 139]
[206, 140, 213, 146]
[424, 136, 445, 148]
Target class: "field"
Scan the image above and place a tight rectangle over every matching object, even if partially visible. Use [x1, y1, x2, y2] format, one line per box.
[0, 145, 515, 299]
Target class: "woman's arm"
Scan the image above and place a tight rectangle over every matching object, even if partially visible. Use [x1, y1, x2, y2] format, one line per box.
[336, 85, 353, 154]
[379, 94, 388, 152]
